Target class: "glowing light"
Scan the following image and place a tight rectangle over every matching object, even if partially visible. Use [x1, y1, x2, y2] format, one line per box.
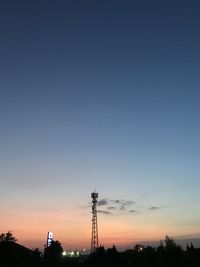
[47, 231, 53, 247]
[62, 251, 67, 256]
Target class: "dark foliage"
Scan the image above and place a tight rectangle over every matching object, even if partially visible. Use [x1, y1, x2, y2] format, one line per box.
[1, 233, 200, 267]
[0, 231, 17, 243]
[83, 236, 200, 267]
[44, 240, 63, 267]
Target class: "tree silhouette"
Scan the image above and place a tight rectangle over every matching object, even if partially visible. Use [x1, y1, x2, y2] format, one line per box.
[0, 231, 17, 242]
[95, 245, 106, 256]
[164, 235, 182, 252]
[44, 240, 63, 266]
[106, 245, 118, 256]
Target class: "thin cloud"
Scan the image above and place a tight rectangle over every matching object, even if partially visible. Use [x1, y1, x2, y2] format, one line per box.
[81, 195, 166, 217]
[126, 200, 135, 206]
[96, 197, 165, 216]
[111, 199, 135, 206]
[120, 205, 126, 211]
[98, 199, 108, 206]
[97, 198, 136, 215]
[129, 209, 141, 214]
[129, 209, 137, 213]
[98, 210, 112, 215]
[149, 206, 162, 210]
[107, 206, 116, 210]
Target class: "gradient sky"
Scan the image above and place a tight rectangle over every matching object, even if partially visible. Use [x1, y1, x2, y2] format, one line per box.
[1, 0, 200, 250]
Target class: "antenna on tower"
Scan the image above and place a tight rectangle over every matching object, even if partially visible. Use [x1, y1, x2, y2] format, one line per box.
[91, 191, 99, 253]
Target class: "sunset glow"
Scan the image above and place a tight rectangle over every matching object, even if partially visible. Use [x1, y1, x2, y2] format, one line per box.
[1, 0, 200, 252]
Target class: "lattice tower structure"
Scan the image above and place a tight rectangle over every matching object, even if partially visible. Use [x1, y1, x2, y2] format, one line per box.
[91, 192, 99, 253]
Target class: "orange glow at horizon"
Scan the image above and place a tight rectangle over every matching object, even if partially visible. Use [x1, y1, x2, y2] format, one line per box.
[1, 206, 199, 251]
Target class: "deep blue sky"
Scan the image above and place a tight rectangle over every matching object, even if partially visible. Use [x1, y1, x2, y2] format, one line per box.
[0, 0, 200, 249]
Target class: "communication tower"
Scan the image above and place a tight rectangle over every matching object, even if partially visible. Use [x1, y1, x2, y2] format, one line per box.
[91, 191, 99, 253]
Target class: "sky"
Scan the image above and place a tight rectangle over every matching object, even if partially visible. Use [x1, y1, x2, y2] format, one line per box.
[0, 0, 200, 250]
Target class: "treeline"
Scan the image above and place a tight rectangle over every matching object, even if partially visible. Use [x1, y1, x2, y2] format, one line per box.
[0, 232, 200, 267]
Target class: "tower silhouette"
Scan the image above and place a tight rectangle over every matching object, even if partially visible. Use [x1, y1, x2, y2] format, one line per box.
[91, 191, 99, 253]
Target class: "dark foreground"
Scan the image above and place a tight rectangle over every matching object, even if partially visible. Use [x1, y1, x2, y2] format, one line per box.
[1, 234, 200, 267]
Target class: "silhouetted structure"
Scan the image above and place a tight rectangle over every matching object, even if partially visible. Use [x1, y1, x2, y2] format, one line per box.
[91, 191, 99, 253]
[0, 241, 43, 267]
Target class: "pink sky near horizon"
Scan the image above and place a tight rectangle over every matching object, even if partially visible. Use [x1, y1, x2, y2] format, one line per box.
[1, 202, 200, 251]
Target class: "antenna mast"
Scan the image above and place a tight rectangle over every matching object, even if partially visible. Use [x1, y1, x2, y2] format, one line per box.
[91, 191, 99, 253]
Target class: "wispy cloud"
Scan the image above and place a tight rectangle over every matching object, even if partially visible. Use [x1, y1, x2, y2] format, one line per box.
[98, 198, 135, 209]
[87, 196, 166, 216]
[97, 198, 136, 215]
[120, 205, 126, 211]
[98, 210, 112, 215]
[98, 199, 108, 206]
[129, 209, 137, 213]
[149, 206, 162, 210]
[107, 206, 116, 210]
